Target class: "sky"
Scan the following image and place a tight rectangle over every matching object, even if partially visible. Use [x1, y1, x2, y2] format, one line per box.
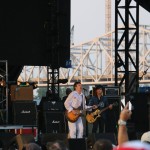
[71, 0, 150, 45]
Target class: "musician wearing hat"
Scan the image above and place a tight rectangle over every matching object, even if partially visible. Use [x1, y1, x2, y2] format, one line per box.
[88, 85, 113, 133]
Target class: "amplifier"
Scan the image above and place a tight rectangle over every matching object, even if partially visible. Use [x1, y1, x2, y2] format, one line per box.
[104, 87, 120, 96]
[44, 111, 66, 133]
[43, 101, 64, 111]
[10, 85, 33, 101]
[12, 101, 37, 126]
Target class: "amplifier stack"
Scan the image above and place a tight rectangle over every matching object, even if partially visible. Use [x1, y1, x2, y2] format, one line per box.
[12, 101, 37, 126]
[9, 85, 38, 141]
[38, 97, 66, 134]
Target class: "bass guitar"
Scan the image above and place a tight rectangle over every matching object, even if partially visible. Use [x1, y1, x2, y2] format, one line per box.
[86, 101, 118, 123]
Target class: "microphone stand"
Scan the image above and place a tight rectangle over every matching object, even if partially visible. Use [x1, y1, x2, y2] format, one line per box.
[82, 88, 88, 137]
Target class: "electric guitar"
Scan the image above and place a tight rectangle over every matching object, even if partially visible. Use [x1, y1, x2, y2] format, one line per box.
[65, 106, 93, 123]
[86, 102, 118, 123]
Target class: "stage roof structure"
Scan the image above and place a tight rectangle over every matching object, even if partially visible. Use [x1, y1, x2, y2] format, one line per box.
[135, 0, 150, 12]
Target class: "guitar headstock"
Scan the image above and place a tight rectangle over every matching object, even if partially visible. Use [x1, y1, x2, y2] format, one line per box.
[112, 101, 118, 106]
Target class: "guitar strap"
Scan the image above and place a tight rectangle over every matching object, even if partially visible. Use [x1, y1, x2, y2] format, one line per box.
[98, 96, 104, 108]
[82, 94, 85, 110]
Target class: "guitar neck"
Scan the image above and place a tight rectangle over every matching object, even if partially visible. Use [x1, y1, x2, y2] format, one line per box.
[100, 106, 109, 113]
[79, 106, 93, 113]
[97, 102, 117, 113]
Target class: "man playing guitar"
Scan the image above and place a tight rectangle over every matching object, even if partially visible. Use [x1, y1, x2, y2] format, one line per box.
[88, 85, 113, 133]
[64, 81, 97, 139]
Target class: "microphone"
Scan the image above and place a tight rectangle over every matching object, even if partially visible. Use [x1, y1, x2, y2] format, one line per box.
[83, 88, 87, 91]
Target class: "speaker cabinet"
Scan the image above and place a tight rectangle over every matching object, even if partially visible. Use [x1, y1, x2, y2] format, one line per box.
[12, 101, 37, 126]
[87, 133, 117, 147]
[105, 96, 121, 133]
[44, 111, 66, 133]
[0, 0, 70, 67]
[43, 101, 64, 111]
[10, 85, 33, 101]
[40, 133, 68, 147]
[68, 139, 87, 150]
[131, 93, 149, 132]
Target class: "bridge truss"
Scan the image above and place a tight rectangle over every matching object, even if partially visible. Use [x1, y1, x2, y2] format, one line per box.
[18, 25, 150, 88]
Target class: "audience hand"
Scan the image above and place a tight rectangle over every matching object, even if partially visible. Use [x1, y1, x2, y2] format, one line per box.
[120, 102, 132, 121]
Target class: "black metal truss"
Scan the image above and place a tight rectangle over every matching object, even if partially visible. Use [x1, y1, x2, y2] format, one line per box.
[47, 66, 60, 100]
[115, 0, 139, 101]
[0, 60, 8, 124]
[46, 0, 60, 100]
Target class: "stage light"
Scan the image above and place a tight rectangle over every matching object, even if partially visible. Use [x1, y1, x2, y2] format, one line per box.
[29, 82, 38, 89]
[17, 81, 37, 89]
[0, 79, 6, 87]
[58, 79, 68, 84]
[116, 61, 123, 68]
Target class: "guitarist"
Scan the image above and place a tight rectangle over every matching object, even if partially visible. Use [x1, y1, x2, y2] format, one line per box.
[88, 85, 113, 133]
[64, 81, 97, 139]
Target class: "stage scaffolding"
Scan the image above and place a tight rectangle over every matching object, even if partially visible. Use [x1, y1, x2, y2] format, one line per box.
[0, 60, 8, 124]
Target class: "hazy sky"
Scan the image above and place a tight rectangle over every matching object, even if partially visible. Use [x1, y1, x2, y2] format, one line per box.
[71, 0, 150, 45]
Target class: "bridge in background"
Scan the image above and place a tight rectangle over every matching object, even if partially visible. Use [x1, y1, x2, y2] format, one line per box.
[18, 25, 150, 88]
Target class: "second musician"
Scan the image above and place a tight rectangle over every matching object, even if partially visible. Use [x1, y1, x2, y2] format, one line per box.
[88, 85, 113, 133]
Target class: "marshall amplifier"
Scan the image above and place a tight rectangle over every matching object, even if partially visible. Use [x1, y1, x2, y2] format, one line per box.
[12, 101, 37, 126]
[44, 111, 66, 133]
[104, 86, 120, 97]
[43, 101, 64, 111]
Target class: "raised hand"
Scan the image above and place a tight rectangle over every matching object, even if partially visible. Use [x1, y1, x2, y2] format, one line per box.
[120, 102, 132, 121]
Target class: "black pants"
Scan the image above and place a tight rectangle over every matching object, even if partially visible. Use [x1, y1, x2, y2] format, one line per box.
[92, 117, 105, 133]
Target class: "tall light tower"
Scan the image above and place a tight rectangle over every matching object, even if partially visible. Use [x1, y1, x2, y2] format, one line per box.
[105, 0, 112, 75]
[105, 0, 111, 33]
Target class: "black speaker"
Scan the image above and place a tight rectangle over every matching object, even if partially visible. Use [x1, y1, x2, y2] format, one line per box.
[105, 96, 121, 133]
[43, 101, 64, 111]
[44, 111, 66, 133]
[40, 133, 68, 148]
[12, 101, 37, 126]
[68, 139, 87, 150]
[87, 133, 117, 147]
[0, 0, 70, 67]
[130, 93, 149, 132]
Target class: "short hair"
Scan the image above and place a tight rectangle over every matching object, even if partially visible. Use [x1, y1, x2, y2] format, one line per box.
[23, 143, 41, 150]
[141, 131, 150, 144]
[93, 85, 104, 97]
[95, 85, 104, 90]
[89, 90, 92, 95]
[93, 139, 113, 150]
[66, 88, 72, 95]
[73, 81, 81, 90]
[46, 140, 68, 150]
